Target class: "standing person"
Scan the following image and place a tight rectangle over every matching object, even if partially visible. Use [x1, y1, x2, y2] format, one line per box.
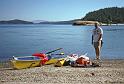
[92, 23, 103, 62]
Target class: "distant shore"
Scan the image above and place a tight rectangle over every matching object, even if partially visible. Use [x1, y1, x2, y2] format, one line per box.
[1, 19, 124, 26]
[72, 20, 124, 26]
[0, 59, 124, 84]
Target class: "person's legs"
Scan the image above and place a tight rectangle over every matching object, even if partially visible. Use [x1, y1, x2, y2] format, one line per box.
[94, 41, 101, 60]
[92, 41, 102, 66]
[95, 47, 100, 60]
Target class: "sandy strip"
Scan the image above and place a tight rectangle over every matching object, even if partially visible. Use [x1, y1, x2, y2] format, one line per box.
[0, 59, 124, 84]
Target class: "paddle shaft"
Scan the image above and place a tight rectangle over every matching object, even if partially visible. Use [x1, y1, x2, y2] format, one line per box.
[46, 48, 62, 54]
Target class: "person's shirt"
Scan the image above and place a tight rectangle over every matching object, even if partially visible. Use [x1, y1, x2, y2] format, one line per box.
[92, 27, 103, 42]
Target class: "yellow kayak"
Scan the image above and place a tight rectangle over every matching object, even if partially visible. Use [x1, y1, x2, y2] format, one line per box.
[45, 54, 65, 65]
[45, 58, 58, 65]
[54, 58, 65, 67]
[11, 56, 41, 69]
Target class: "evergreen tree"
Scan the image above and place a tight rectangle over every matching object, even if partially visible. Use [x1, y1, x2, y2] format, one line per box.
[82, 7, 124, 24]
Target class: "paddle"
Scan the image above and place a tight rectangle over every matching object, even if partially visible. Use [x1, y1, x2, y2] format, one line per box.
[32, 48, 63, 57]
[46, 48, 63, 54]
[51, 52, 64, 55]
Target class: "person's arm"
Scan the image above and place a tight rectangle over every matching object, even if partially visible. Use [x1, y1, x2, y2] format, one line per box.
[98, 34, 102, 42]
[92, 35, 93, 45]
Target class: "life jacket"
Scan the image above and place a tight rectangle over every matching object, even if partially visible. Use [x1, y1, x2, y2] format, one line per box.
[76, 56, 90, 66]
[32, 53, 48, 65]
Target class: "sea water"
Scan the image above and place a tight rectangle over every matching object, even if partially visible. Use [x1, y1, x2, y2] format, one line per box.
[0, 24, 124, 60]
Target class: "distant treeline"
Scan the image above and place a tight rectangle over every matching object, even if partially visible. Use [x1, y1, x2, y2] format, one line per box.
[82, 7, 124, 24]
[0, 19, 33, 24]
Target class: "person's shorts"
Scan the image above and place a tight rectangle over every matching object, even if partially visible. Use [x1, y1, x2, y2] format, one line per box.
[93, 41, 103, 48]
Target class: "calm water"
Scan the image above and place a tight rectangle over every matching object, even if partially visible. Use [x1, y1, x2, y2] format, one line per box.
[0, 24, 124, 61]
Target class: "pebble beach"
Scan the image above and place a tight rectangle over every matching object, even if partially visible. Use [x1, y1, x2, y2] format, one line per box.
[0, 59, 124, 84]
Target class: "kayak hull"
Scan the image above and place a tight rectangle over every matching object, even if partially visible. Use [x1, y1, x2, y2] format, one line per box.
[54, 58, 65, 67]
[11, 56, 41, 69]
[45, 58, 58, 65]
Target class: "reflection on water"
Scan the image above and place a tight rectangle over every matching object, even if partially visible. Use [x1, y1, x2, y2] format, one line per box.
[103, 25, 124, 31]
[105, 28, 124, 31]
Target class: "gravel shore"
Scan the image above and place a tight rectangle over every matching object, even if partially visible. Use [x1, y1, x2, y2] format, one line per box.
[0, 59, 124, 84]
